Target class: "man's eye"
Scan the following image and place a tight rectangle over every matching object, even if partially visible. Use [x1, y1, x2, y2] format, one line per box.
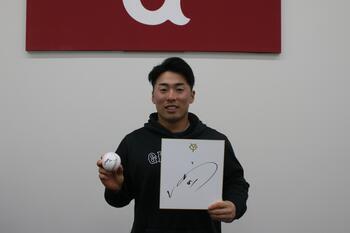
[160, 88, 167, 92]
[176, 88, 184, 92]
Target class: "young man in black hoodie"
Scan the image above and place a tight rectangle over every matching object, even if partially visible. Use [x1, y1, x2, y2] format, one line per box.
[97, 57, 249, 233]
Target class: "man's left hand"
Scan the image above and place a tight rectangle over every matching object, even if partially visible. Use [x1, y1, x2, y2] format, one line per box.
[208, 200, 236, 223]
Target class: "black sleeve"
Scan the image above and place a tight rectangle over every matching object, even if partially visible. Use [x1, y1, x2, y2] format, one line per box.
[104, 136, 135, 208]
[222, 138, 250, 220]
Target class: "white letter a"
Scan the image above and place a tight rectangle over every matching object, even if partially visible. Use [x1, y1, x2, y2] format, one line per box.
[122, 0, 190, 26]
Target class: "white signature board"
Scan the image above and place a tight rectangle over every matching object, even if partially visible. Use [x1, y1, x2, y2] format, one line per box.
[160, 139, 225, 209]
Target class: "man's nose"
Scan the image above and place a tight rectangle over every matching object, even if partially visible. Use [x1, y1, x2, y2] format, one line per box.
[167, 89, 176, 101]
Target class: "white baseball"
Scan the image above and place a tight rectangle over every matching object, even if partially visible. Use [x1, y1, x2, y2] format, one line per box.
[101, 152, 121, 172]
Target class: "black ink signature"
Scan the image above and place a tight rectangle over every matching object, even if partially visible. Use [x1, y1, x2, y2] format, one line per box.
[166, 162, 218, 198]
[104, 158, 113, 166]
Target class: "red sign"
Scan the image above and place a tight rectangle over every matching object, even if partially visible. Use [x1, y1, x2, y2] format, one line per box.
[26, 0, 281, 52]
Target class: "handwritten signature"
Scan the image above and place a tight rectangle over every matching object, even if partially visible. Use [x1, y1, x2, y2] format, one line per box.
[166, 162, 218, 198]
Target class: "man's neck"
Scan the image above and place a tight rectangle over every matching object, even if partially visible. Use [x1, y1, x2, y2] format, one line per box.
[158, 115, 190, 133]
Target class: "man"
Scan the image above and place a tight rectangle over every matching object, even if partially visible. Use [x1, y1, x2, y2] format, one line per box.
[97, 57, 249, 233]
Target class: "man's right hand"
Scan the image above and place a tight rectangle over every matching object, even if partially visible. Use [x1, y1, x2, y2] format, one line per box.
[97, 159, 124, 191]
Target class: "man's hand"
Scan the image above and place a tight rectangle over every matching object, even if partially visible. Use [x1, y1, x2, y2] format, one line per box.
[208, 200, 236, 223]
[97, 158, 124, 191]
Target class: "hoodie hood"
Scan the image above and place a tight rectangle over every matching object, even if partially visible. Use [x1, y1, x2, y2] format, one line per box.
[144, 112, 207, 138]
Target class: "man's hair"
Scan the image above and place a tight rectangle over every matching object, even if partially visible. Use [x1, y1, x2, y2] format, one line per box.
[148, 57, 195, 89]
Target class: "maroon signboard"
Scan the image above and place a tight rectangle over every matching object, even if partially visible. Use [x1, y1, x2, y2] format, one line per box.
[26, 0, 281, 52]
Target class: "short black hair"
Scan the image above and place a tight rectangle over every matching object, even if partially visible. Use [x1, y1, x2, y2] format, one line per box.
[148, 57, 195, 89]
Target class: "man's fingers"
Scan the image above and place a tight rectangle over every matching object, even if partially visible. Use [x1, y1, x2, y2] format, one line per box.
[98, 167, 113, 177]
[116, 164, 124, 175]
[210, 214, 232, 222]
[210, 213, 229, 219]
[99, 173, 109, 180]
[208, 201, 235, 223]
[97, 159, 103, 167]
[99, 165, 124, 180]
[208, 208, 231, 215]
[208, 201, 226, 210]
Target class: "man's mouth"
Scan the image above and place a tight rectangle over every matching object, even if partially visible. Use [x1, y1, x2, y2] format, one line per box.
[165, 105, 178, 111]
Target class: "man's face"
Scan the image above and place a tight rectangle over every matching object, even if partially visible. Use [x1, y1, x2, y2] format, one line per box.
[152, 71, 195, 125]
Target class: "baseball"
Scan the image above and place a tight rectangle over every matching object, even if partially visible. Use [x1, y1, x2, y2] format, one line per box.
[101, 152, 121, 172]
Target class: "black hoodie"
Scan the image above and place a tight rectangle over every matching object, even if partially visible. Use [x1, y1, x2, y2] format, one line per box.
[105, 113, 249, 233]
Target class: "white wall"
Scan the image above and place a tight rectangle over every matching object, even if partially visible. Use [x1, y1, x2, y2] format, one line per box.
[1, 1, 349, 233]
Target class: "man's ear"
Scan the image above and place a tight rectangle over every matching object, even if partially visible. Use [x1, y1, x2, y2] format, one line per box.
[190, 90, 195, 103]
[151, 91, 155, 104]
